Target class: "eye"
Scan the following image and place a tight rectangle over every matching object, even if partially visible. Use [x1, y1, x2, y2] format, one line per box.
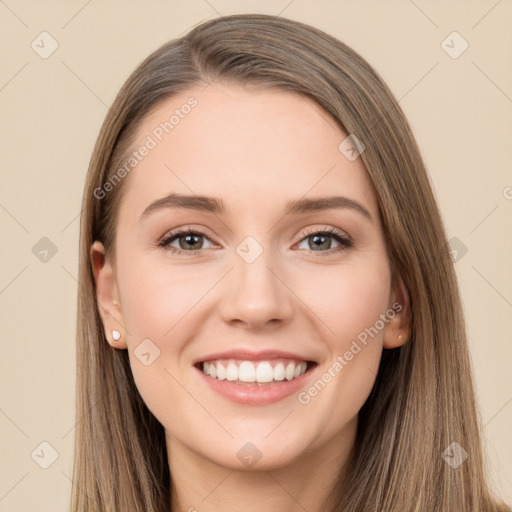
[158, 227, 216, 255]
[157, 226, 352, 256]
[295, 227, 352, 254]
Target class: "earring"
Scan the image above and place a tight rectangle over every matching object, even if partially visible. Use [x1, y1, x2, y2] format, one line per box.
[112, 330, 121, 341]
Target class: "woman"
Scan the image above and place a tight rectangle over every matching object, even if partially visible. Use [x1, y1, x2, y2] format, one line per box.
[72, 13, 510, 511]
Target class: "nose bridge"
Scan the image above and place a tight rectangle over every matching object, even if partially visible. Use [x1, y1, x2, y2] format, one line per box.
[218, 234, 293, 328]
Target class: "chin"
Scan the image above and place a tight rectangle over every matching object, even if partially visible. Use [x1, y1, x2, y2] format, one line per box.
[193, 432, 315, 472]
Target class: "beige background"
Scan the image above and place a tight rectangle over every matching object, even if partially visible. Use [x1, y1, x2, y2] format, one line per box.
[0, 1, 511, 509]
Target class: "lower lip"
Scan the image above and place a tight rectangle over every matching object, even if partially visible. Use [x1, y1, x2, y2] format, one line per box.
[195, 365, 315, 405]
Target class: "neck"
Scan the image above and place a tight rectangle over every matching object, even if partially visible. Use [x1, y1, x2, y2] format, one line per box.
[166, 418, 357, 512]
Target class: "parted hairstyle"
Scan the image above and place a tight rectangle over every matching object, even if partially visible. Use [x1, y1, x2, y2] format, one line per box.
[72, 13, 510, 512]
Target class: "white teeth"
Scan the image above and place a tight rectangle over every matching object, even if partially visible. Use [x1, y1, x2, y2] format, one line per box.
[216, 362, 226, 380]
[239, 361, 256, 382]
[256, 362, 274, 383]
[285, 362, 295, 381]
[273, 362, 285, 381]
[226, 362, 238, 381]
[201, 360, 308, 383]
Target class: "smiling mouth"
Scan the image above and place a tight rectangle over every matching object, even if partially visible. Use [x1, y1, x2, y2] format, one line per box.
[194, 359, 317, 386]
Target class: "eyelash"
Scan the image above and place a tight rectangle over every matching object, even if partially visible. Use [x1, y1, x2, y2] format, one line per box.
[157, 226, 352, 257]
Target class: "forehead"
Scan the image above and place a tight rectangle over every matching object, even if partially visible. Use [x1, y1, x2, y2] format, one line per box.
[118, 81, 378, 222]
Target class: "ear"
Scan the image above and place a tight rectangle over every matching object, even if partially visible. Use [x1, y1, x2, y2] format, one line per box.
[90, 241, 127, 349]
[382, 273, 411, 349]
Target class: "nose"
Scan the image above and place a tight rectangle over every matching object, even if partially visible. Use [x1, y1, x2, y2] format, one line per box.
[218, 245, 294, 331]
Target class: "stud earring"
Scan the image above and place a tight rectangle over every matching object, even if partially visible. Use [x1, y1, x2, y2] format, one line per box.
[112, 330, 121, 341]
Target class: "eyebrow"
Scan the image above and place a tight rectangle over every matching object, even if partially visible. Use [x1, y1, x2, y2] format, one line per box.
[139, 193, 373, 223]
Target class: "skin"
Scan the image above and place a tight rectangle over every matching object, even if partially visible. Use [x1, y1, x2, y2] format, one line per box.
[91, 81, 410, 512]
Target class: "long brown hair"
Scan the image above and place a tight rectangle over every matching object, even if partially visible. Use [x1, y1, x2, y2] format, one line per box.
[72, 13, 510, 511]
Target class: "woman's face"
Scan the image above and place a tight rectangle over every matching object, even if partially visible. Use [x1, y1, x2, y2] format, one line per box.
[92, 81, 408, 471]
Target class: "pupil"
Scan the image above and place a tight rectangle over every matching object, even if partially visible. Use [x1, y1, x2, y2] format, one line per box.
[182, 234, 201, 249]
[311, 234, 330, 250]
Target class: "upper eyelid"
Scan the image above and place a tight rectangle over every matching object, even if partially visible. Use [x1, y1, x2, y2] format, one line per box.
[162, 226, 217, 244]
[160, 225, 350, 248]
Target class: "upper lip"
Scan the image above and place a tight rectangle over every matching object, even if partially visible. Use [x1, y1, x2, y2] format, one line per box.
[193, 349, 316, 365]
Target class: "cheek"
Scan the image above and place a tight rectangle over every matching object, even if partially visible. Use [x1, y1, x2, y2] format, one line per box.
[295, 257, 389, 391]
[295, 258, 391, 347]
[292, 262, 390, 436]
[117, 255, 214, 343]
[116, 256, 210, 427]
[116, 256, 216, 417]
